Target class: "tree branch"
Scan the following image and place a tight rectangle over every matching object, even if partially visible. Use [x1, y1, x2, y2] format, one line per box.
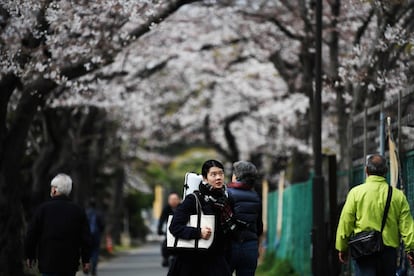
[4, 78, 56, 166]
[203, 115, 232, 160]
[128, 0, 200, 39]
[269, 51, 297, 93]
[223, 111, 249, 161]
[239, 9, 302, 41]
[60, 0, 200, 81]
[353, 8, 374, 45]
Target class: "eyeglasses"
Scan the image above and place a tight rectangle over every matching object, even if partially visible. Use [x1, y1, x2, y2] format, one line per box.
[209, 171, 224, 178]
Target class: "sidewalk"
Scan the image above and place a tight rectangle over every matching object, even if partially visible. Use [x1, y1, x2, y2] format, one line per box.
[76, 242, 166, 276]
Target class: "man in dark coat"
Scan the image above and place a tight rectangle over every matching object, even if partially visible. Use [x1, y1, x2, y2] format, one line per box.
[25, 173, 92, 276]
[157, 192, 181, 267]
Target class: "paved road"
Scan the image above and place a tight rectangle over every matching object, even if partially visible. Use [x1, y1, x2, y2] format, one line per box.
[96, 242, 168, 276]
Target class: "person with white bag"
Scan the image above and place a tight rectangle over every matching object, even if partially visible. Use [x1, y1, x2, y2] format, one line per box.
[167, 159, 232, 276]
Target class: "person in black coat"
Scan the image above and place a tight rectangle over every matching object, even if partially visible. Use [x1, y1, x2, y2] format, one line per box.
[167, 160, 232, 276]
[86, 198, 105, 276]
[227, 161, 263, 276]
[25, 173, 92, 276]
[157, 192, 181, 267]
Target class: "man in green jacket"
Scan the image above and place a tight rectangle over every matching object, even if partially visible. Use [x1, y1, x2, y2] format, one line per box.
[336, 154, 414, 275]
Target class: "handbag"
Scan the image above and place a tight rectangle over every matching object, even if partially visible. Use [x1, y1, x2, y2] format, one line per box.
[348, 185, 392, 259]
[167, 193, 215, 250]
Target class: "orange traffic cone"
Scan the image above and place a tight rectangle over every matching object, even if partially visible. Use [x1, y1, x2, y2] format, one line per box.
[106, 235, 113, 254]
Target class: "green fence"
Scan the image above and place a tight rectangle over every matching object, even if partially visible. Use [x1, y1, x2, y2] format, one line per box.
[403, 151, 414, 216]
[267, 178, 313, 275]
[351, 164, 365, 188]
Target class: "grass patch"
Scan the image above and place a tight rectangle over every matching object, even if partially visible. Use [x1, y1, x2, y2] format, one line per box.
[256, 252, 299, 276]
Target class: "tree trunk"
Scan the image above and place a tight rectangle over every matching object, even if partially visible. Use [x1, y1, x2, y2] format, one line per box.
[30, 112, 58, 209]
[0, 78, 55, 275]
[0, 74, 19, 155]
[110, 167, 125, 245]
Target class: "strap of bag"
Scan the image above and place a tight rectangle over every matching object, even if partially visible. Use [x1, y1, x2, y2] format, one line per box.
[194, 194, 202, 249]
[173, 221, 179, 247]
[193, 193, 201, 215]
[380, 186, 393, 233]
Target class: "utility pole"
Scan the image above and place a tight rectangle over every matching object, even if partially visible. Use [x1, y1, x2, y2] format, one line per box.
[312, 0, 328, 274]
[379, 104, 385, 155]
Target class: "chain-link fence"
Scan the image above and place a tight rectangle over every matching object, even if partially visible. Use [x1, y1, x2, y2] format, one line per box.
[266, 178, 313, 275]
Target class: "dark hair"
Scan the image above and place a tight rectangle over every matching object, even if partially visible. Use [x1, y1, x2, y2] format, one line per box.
[168, 191, 181, 198]
[201, 159, 224, 178]
[366, 154, 388, 177]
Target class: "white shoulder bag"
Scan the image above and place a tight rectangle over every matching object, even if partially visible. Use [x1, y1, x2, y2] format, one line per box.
[167, 193, 215, 250]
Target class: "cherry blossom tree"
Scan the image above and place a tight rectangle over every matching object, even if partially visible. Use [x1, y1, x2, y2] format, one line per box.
[77, 0, 413, 178]
[0, 0, 198, 273]
[221, 0, 414, 166]
[70, 4, 311, 171]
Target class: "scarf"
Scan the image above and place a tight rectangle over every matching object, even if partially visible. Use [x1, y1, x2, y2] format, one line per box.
[227, 181, 253, 190]
[199, 182, 234, 233]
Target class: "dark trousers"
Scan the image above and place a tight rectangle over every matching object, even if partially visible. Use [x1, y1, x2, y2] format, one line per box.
[168, 253, 231, 276]
[161, 238, 168, 259]
[353, 246, 397, 276]
[90, 234, 101, 275]
[230, 240, 259, 276]
[90, 245, 100, 274]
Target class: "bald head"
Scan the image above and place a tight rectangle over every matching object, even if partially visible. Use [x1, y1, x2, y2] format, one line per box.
[366, 154, 388, 177]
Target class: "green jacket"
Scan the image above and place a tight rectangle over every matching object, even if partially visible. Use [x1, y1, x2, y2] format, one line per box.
[335, 175, 414, 252]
